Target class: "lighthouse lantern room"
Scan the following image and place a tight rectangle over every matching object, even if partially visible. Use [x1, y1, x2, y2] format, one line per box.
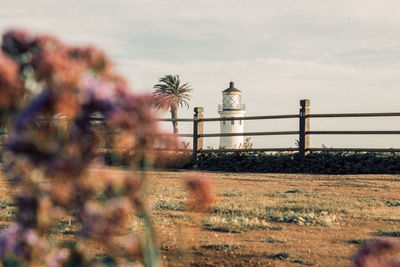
[218, 82, 246, 148]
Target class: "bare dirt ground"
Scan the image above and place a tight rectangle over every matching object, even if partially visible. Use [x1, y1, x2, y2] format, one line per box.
[1, 169, 400, 266]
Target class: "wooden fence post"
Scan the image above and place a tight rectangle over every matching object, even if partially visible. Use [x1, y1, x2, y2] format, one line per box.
[192, 107, 204, 167]
[299, 99, 310, 161]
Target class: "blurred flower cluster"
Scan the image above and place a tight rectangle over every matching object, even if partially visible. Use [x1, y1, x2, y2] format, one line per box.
[0, 29, 178, 266]
[354, 238, 400, 267]
[185, 175, 215, 213]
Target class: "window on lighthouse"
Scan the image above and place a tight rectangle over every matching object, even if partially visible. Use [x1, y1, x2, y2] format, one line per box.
[231, 120, 234, 125]
[223, 95, 241, 110]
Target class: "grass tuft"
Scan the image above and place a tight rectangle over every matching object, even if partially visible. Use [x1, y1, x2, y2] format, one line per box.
[200, 244, 242, 251]
[265, 237, 287, 243]
[269, 252, 292, 260]
[285, 189, 303, 194]
[377, 229, 400, 237]
[202, 215, 270, 233]
[348, 239, 368, 245]
[292, 259, 305, 264]
[385, 200, 400, 207]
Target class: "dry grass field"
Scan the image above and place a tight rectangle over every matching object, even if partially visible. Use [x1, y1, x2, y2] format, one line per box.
[1, 167, 400, 266]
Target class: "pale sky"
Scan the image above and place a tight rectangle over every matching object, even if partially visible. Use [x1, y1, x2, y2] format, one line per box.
[1, 0, 400, 148]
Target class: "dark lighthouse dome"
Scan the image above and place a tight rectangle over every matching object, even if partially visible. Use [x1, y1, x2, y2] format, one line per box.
[223, 81, 241, 94]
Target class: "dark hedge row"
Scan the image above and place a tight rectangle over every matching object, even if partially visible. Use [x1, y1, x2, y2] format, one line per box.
[195, 151, 400, 174]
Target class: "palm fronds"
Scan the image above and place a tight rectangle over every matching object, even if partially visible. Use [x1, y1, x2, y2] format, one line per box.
[152, 74, 192, 111]
[152, 74, 192, 134]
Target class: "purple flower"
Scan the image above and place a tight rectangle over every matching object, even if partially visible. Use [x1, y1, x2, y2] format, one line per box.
[13, 89, 52, 131]
[0, 51, 23, 116]
[0, 224, 20, 258]
[1, 30, 35, 57]
[1, 29, 171, 266]
[0, 223, 45, 260]
[47, 250, 68, 267]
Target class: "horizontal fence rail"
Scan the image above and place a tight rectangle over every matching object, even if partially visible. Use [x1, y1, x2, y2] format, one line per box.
[308, 148, 400, 153]
[308, 131, 400, 135]
[308, 112, 400, 118]
[199, 131, 299, 138]
[200, 114, 299, 122]
[200, 148, 298, 153]
[176, 134, 194, 138]
[158, 118, 194, 122]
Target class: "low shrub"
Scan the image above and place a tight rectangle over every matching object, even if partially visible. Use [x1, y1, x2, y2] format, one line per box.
[103, 150, 192, 169]
[195, 151, 400, 174]
[153, 151, 192, 169]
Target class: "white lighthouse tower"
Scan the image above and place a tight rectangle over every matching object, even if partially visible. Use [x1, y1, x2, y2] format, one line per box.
[218, 81, 246, 149]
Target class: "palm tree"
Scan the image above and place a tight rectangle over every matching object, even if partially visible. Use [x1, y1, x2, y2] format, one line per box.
[152, 75, 192, 134]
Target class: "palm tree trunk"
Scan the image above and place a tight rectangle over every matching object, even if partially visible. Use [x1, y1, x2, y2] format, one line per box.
[170, 106, 178, 134]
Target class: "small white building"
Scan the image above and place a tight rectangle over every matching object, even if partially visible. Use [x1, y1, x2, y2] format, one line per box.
[218, 82, 246, 148]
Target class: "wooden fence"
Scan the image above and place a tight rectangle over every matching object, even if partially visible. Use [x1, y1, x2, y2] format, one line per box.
[160, 99, 400, 165]
[2, 99, 400, 166]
